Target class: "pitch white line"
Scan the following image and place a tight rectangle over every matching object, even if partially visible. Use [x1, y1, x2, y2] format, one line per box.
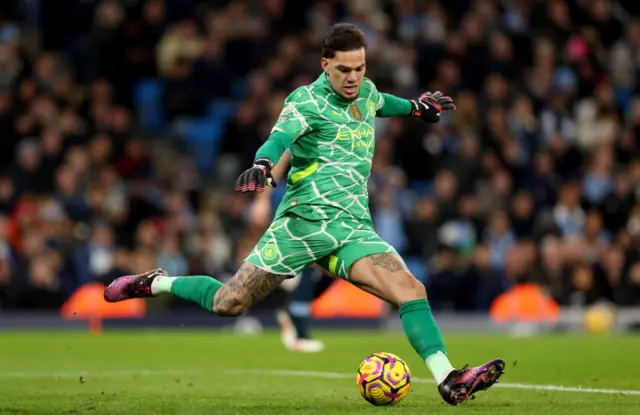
[225, 369, 640, 396]
[2, 368, 639, 396]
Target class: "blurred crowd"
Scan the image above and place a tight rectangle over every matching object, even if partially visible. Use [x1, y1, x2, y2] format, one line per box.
[1, 0, 640, 312]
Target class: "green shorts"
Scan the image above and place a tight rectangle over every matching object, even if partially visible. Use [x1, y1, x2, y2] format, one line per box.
[245, 213, 396, 279]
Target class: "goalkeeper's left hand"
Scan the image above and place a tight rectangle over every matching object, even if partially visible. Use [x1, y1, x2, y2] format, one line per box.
[410, 91, 456, 123]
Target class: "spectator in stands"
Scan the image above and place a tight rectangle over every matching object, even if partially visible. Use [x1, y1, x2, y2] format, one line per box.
[0, 0, 639, 312]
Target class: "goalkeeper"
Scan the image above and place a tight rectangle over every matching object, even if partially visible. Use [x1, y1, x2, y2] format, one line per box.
[105, 23, 504, 405]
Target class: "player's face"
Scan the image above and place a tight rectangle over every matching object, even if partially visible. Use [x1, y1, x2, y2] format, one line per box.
[322, 48, 366, 101]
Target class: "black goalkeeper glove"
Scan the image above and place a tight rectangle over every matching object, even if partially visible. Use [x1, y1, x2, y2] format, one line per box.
[410, 91, 456, 123]
[235, 157, 276, 192]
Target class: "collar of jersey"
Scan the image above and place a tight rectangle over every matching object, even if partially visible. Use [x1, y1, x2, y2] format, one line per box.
[317, 73, 355, 106]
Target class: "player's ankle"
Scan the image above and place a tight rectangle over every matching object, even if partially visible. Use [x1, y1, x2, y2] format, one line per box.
[150, 275, 176, 295]
[426, 351, 455, 384]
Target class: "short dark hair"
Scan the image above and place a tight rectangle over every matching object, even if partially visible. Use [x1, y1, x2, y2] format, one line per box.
[321, 23, 367, 59]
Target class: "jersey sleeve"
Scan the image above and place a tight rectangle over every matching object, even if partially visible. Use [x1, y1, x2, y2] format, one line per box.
[363, 78, 385, 111]
[270, 88, 318, 141]
[363, 78, 411, 117]
[374, 83, 385, 111]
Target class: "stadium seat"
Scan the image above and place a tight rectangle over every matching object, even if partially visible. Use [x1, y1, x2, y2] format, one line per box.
[231, 80, 249, 100]
[206, 100, 237, 122]
[408, 180, 434, 196]
[182, 119, 223, 174]
[614, 88, 633, 113]
[134, 79, 165, 133]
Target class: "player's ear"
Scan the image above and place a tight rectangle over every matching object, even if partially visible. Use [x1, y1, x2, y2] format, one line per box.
[321, 58, 329, 73]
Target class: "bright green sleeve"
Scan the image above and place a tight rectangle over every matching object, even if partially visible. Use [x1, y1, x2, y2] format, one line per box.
[255, 131, 292, 164]
[270, 88, 316, 141]
[376, 93, 412, 117]
[255, 87, 316, 163]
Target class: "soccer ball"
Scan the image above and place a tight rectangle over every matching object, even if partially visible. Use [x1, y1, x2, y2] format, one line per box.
[356, 352, 411, 405]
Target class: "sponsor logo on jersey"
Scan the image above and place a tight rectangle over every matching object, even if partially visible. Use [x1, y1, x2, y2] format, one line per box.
[336, 126, 374, 141]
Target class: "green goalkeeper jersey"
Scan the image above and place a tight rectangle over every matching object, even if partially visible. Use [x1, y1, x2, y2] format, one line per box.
[269, 73, 388, 223]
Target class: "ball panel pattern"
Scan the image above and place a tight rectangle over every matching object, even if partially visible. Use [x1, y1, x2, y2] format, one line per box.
[356, 352, 411, 406]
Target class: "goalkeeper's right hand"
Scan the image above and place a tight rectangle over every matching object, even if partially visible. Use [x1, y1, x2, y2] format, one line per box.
[235, 158, 276, 192]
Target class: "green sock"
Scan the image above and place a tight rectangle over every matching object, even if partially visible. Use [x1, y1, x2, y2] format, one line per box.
[151, 275, 223, 312]
[399, 299, 454, 384]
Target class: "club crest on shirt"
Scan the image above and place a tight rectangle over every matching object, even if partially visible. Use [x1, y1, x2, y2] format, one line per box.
[366, 99, 376, 115]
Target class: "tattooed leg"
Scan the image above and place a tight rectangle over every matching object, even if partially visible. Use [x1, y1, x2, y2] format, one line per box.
[347, 253, 426, 305]
[103, 264, 287, 318]
[213, 262, 288, 317]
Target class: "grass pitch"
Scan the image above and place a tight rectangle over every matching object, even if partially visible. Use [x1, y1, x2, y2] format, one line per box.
[1, 329, 639, 414]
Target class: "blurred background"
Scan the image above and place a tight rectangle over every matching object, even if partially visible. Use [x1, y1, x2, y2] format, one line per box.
[1, 0, 639, 333]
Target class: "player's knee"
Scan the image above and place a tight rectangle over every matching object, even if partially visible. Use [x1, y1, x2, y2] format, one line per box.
[212, 292, 248, 317]
[397, 275, 426, 304]
[383, 272, 425, 306]
[382, 272, 427, 306]
[411, 277, 427, 299]
[213, 300, 247, 317]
